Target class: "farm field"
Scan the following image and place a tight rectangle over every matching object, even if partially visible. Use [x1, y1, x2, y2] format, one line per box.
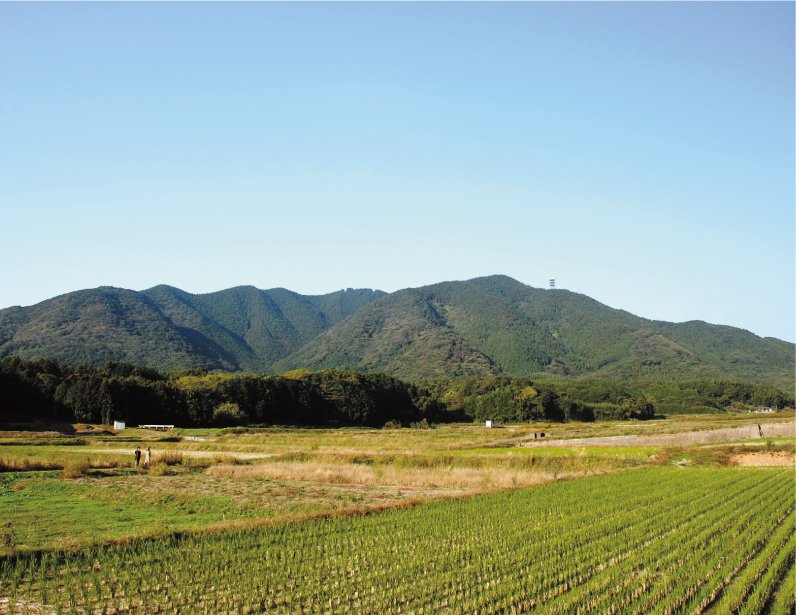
[1, 467, 794, 614]
[0, 442, 647, 553]
[3, 412, 794, 455]
[0, 415, 794, 613]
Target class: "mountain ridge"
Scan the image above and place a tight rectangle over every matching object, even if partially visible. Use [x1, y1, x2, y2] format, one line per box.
[0, 284, 385, 373]
[0, 276, 792, 390]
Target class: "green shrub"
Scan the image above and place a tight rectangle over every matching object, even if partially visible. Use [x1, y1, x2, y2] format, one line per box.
[212, 402, 249, 427]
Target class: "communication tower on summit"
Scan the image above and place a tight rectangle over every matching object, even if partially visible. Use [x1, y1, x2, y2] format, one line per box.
[549, 278, 556, 290]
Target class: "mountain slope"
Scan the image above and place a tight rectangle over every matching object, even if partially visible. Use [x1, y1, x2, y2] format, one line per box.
[275, 287, 500, 380]
[276, 276, 795, 389]
[0, 276, 792, 389]
[0, 286, 385, 372]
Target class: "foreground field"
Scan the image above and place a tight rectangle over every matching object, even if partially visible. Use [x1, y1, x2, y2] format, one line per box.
[0, 416, 793, 553]
[1, 467, 793, 615]
[0, 415, 793, 614]
[0, 446, 640, 552]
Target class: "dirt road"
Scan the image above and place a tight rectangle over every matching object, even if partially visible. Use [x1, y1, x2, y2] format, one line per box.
[519, 421, 795, 449]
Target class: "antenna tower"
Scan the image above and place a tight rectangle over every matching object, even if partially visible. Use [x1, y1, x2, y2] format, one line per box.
[549, 278, 556, 290]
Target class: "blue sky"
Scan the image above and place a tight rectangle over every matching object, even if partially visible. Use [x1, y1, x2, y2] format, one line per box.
[1, 3, 794, 342]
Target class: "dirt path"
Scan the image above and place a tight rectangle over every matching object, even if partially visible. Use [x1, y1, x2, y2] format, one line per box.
[520, 422, 795, 449]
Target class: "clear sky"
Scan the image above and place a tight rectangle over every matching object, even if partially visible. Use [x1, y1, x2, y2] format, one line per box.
[1, 3, 794, 342]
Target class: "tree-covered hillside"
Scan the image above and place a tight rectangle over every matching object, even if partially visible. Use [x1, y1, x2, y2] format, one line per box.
[276, 276, 795, 390]
[274, 287, 501, 380]
[0, 286, 384, 373]
[0, 276, 792, 390]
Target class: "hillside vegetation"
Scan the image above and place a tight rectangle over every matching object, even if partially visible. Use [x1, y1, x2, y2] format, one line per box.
[277, 276, 795, 390]
[0, 285, 384, 373]
[0, 276, 792, 390]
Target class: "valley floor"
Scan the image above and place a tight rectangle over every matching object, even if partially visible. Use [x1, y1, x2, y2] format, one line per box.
[0, 414, 793, 613]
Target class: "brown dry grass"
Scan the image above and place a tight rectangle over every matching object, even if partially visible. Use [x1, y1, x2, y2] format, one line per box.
[0, 457, 63, 472]
[1, 454, 120, 476]
[61, 457, 92, 478]
[152, 450, 183, 466]
[205, 460, 592, 490]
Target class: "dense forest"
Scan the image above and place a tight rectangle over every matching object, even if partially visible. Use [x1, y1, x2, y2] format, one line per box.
[1, 357, 791, 428]
[426, 377, 651, 423]
[0, 357, 446, 428]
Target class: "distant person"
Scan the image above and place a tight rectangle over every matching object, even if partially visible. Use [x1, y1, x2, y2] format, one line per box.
[758, 424, 763, 437]
[134, 447, 142, 467]
[144, 447, 151, 469]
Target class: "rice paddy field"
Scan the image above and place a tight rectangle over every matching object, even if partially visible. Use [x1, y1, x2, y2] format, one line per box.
[0, 415, 794, 614]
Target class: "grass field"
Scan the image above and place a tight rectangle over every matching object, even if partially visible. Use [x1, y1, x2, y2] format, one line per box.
[0, 414, 793, 613]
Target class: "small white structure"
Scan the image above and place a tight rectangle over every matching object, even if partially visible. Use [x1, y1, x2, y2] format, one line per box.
[113, 421, 126, 430]
[753, 407, 775, 414]
[485, 420, 494, 429]
[139, 424, 175, 431]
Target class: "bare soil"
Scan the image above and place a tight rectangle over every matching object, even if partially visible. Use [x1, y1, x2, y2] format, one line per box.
[0, 598, 54, 614]
[732, 452, 796, 467]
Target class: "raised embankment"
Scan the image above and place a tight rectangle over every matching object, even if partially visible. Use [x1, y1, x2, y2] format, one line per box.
[521, 421, 796, 448]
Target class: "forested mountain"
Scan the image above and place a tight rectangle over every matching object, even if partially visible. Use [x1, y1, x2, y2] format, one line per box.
[275, 276, 795, 390]
[0, 285, 384, 373]
[0, 276, 793, 390]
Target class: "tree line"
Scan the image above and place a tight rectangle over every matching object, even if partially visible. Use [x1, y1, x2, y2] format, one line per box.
[0, 358, 445, 427]
[1, 357, 792, 427]
[423, 376, 654, 423]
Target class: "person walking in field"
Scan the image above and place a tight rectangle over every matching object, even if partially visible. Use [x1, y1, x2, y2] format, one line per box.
[144, 446, 151, 469]
[134, 446, 142, 467]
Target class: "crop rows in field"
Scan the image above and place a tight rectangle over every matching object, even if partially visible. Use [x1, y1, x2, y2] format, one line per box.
[1, 467, 793, 615]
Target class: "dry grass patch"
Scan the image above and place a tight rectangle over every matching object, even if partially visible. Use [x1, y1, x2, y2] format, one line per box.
[152, 450, 184, 466]
[0, 457, 63, 472]
[61, 457, 92, 478]
[205, 460, 596, 490]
